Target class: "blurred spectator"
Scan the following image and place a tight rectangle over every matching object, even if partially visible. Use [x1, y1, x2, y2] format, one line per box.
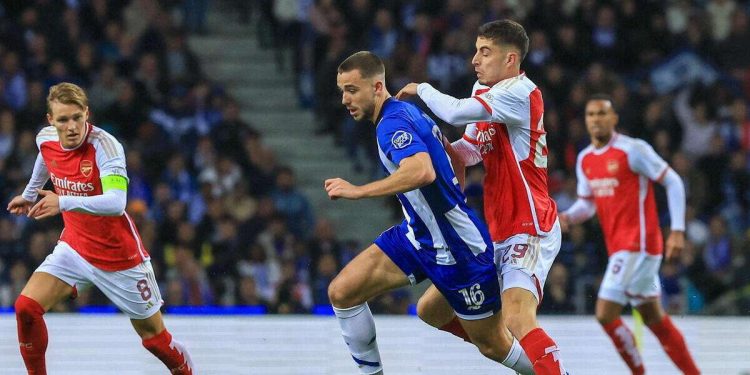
[270, 166, 314, 239]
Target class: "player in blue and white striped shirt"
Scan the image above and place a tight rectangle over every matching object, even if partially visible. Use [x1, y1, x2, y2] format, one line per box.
[325, 51, 532, 375]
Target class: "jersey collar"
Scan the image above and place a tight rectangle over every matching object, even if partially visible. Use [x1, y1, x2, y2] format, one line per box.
[375, 97, 394, 126]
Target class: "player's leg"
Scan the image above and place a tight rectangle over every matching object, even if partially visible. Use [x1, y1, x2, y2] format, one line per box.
[131, 311, 194, 375]
[17, 242, 85, 374]
[499, 224, 567, 375]
[90, 260, 194, 374]
[328, 232, 411, 375]
[415, 284, 470, 342]
[16, 272, 73, 374]
[597, 251, 645, 375]
[596, 298, 643, 375]
[458, 313, 534, 375]
[633, 262, 700, 375]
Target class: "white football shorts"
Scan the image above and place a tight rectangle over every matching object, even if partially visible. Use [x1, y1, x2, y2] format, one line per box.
[495, 220, 562, 304]
[598, 250, 662, 306]
[36, 241, 163, 319]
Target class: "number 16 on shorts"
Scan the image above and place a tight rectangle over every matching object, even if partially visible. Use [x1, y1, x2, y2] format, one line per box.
[458, 283, 485, 310]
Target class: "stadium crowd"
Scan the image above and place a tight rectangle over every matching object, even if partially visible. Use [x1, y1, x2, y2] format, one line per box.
[0, 0, 748, 316]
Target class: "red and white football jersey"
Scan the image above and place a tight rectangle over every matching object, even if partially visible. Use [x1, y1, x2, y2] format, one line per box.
[37, 123, 149, 271]
[463, 74, 558, 241]
[576, 133, 668, 256]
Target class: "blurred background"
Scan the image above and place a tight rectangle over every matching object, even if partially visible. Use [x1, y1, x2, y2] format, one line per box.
[0, 0, 747, 318]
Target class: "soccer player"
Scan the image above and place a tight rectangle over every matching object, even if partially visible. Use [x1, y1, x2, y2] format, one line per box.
[397, 20, 566, 374]
[7, 83, 194, 374]
[559, 95, 700, 375]
[326, 51, 533, 375]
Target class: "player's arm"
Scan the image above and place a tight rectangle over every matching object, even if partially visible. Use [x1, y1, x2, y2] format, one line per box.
[406, 83, 492, 125]
[8, 153, 49, 215]
[59, 176, 128, 216]
[560, 154, 596, 231]
[326, 152, 435, 199]
[629, 141, 686, 260]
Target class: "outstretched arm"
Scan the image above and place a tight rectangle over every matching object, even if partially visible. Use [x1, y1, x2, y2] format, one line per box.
[559, 198, 596, 232]
[396, 83, 491, 125]
[325, 152, 435, 200]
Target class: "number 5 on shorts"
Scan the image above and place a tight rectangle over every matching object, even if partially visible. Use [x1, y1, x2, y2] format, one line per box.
[458, 283, 485, 310]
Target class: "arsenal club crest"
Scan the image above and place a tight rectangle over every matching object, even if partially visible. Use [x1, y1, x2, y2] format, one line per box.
[80, 160, 93, 177]
[607, 159, 619, 174]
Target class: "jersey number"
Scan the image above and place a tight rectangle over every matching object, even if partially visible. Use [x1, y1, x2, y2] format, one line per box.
[458, 283, 485, 310]
[137, 279, 152, 301]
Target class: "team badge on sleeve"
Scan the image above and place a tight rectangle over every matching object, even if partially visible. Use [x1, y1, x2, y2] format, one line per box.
[391, 131, 413, 149]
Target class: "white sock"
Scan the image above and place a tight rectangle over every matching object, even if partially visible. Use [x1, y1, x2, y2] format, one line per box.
[501, 338, 534, 375]
[333, 303, 383, 374]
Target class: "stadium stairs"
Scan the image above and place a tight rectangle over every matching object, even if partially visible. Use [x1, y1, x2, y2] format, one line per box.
[188, 4, 394, 245]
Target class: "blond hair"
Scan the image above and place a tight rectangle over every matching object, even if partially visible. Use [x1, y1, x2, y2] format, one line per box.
[47, 82, 89, 115]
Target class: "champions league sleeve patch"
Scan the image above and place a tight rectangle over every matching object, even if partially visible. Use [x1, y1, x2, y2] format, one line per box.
[391, 131, 413, 149]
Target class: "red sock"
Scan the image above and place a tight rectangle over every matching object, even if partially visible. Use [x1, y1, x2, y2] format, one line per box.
[15, 295, 48, 375]
[142, 330, 194, 374]
[519, 328, 566, 375]
[648, 315, 700, 375]
[439, 316, 472, 343]
[602, 318, 645, 374]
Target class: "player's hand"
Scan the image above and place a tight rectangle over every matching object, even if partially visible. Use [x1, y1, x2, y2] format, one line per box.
[559, 213, 571, 233]
[27, 189, 61, 220]
[324, 178, 363, 200]
[7, 195, 34, 216]
[665, 230, 685, 261]
[395, 83, 419, 100]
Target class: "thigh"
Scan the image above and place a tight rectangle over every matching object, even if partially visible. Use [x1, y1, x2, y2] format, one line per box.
[497, 221, 561, 303]
[25, 242, 94, 310]
[597, 251, 636, 306]
[416, 283, 455, 327]
[595, 298, 625, 324]
[92, 261, 163, 320]
[20, 272, 74, 311]
[329, 242, 410, 308]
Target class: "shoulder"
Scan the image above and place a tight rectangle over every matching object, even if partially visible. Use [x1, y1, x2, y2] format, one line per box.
[489, 73, 537, 101]
[88, 126, 124, 157]
[36, 126, 58, 146]
[613, 134, 649, 154]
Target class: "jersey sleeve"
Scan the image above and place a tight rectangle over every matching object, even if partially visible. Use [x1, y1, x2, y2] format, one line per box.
[627, 140, 669, 181]
[377, 115, 429, 165]
[462, 123, 479, 144]
[474, 86, 527, 126]
[576, 153, 593, 199]
[93, 131, 129, 180]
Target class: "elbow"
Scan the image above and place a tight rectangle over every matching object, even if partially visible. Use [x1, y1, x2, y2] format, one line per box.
[417, 166, 436, 186]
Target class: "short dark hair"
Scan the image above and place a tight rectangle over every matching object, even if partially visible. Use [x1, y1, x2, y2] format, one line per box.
[587, 93, 616, 112]
[337, 51, 385, 79]
[478, 20, 529, 60]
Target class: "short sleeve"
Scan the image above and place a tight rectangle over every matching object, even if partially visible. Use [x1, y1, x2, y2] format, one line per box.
[576, 154, 593, 199]
[475, 86, 527, 126]
[377, 115, 428, 165]
[628, 140, 668, 181]
[93, 132, 129, 180]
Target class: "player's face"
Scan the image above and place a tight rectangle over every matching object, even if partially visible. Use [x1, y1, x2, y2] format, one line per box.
[585, 100, 618, 141]
[47, 100, 89, 148]
[472, 37, 515, 86]
[337, 69, 376, 122]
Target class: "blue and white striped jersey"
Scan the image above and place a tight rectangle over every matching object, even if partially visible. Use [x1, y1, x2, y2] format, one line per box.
[376, 98, 493, 264]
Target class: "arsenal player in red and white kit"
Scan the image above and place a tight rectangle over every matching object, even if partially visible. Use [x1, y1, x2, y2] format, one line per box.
[397, 20, 566, 375]
[560, 95, 699, 375]
[8, 83, 194, 374]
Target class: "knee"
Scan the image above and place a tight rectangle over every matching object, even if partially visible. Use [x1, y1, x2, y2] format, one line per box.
[415, 295, 437, 325]
[596, 313, 616, 326]
[502, 309, 534, 337]
[472, 336, 508, 362]
[327, 278, 359, 308]
[15, 295, 45, 322]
